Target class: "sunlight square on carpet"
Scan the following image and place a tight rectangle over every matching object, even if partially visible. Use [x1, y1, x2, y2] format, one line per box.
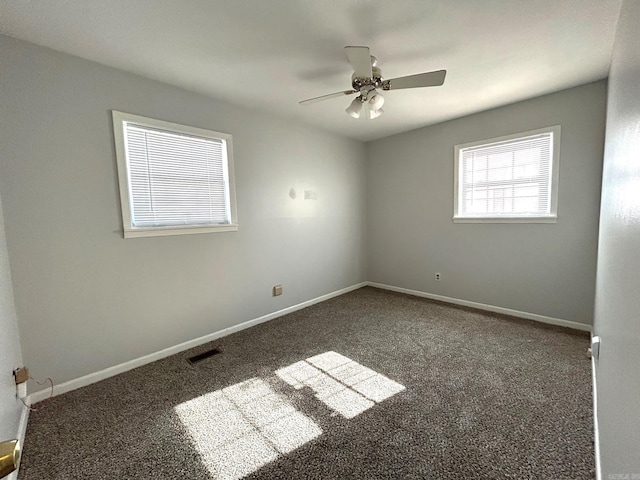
[275, 360, 325, 388]
[176, 377, 323, 479]
[306, 351, 352, 371]
[206, 430, 279, 480]
[319, 386, 375, 419]
[350, 374, 406, 402]
[260, 410, 323, 453]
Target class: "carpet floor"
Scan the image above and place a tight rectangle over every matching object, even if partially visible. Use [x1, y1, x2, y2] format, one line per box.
[18, 287, 594, 479]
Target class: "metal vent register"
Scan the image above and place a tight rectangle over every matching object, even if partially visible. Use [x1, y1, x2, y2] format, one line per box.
[187, 348, 222, 365]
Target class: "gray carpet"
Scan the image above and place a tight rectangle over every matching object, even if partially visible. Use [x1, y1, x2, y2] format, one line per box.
[19, 287, 594, 479]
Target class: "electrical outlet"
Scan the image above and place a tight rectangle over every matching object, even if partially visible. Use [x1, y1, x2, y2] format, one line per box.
[591, 336, 601, 360]
[273, 285, 283, 296]
[435, 273, 441, 281]
[13, 367, 28, 384]
[14, 368, 28, 398]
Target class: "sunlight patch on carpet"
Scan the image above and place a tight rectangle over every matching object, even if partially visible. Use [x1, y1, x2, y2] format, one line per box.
[175, 378, 322, 480]
[276, 351, 406, 418]
[175, 351, 405, 479]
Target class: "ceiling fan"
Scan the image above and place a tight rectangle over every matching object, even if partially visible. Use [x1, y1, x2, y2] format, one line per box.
[299, 46, 446, 119]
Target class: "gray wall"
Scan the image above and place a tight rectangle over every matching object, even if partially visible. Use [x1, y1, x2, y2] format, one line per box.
[0, 193, 24, 445]
[0, 36, 367, 385]
[593, 0, 640, 475]
[367, 82, 606, 325]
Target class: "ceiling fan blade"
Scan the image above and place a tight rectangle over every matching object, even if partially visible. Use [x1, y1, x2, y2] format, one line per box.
[299, 90, 357, 105]
[383, 70, 447, 90]
[345, 46, 372, 79]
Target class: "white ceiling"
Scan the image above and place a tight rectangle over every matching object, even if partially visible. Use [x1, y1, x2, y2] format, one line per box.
[0, 0, 622, 142]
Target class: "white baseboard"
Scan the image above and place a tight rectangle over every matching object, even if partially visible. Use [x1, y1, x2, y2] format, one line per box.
[7, 403, 29, 480]
[28, 282, 367, 404]
[592, 351, 601, 480]
[367, 282, 592, 332]
[28, 280, 590, 403]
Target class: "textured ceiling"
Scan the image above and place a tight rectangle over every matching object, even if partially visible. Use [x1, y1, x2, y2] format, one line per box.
[0, 0, 623, 141]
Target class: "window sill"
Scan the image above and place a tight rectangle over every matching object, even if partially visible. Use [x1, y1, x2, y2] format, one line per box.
[453, 216, 557, 224]
[123, 224, 239, 238]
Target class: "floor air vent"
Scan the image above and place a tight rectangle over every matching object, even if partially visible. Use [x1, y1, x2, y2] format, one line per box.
[187, 348, 222, 365]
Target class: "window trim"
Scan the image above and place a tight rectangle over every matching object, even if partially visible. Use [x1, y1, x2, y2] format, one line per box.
[453, 125, 561, 224]
[112, 111, 238, 238]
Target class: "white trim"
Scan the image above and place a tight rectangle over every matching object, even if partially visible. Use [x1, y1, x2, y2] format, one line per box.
[28, 282, 367, 404]
[453, 216, 557, 224]
[124, 224, 238, 238]
[591, 349, 601, 480]
[7, 404, 29, 480]
[367, 282, 592, 332]
[17, 403, 29, 445]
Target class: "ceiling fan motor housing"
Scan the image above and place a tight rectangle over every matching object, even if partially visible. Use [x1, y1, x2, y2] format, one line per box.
[351, 65, 383, 91]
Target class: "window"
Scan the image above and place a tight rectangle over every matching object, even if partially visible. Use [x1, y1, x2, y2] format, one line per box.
[453, 126, 560, 223]
[112, 111, 238, 238]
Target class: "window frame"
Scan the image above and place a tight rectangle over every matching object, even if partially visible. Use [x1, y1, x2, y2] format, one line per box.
[453, 125, 561, 224]
[112, 111, 238, 238]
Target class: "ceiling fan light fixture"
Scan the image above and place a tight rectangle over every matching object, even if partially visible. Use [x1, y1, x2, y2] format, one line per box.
[361, 89, 384, 119]
[345, 96, 364, 118]
[366, 107, 384, 120]
[367, 91, 384, 111]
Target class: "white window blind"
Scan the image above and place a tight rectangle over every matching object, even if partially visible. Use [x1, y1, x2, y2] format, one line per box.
[112, 111, 237, 238]
[125, 124, 230, 227]
[454, 126, 560, 222]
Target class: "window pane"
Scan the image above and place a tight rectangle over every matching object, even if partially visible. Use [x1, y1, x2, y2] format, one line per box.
[457, 130, 555, 218]
[125, 124, 231, 227]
